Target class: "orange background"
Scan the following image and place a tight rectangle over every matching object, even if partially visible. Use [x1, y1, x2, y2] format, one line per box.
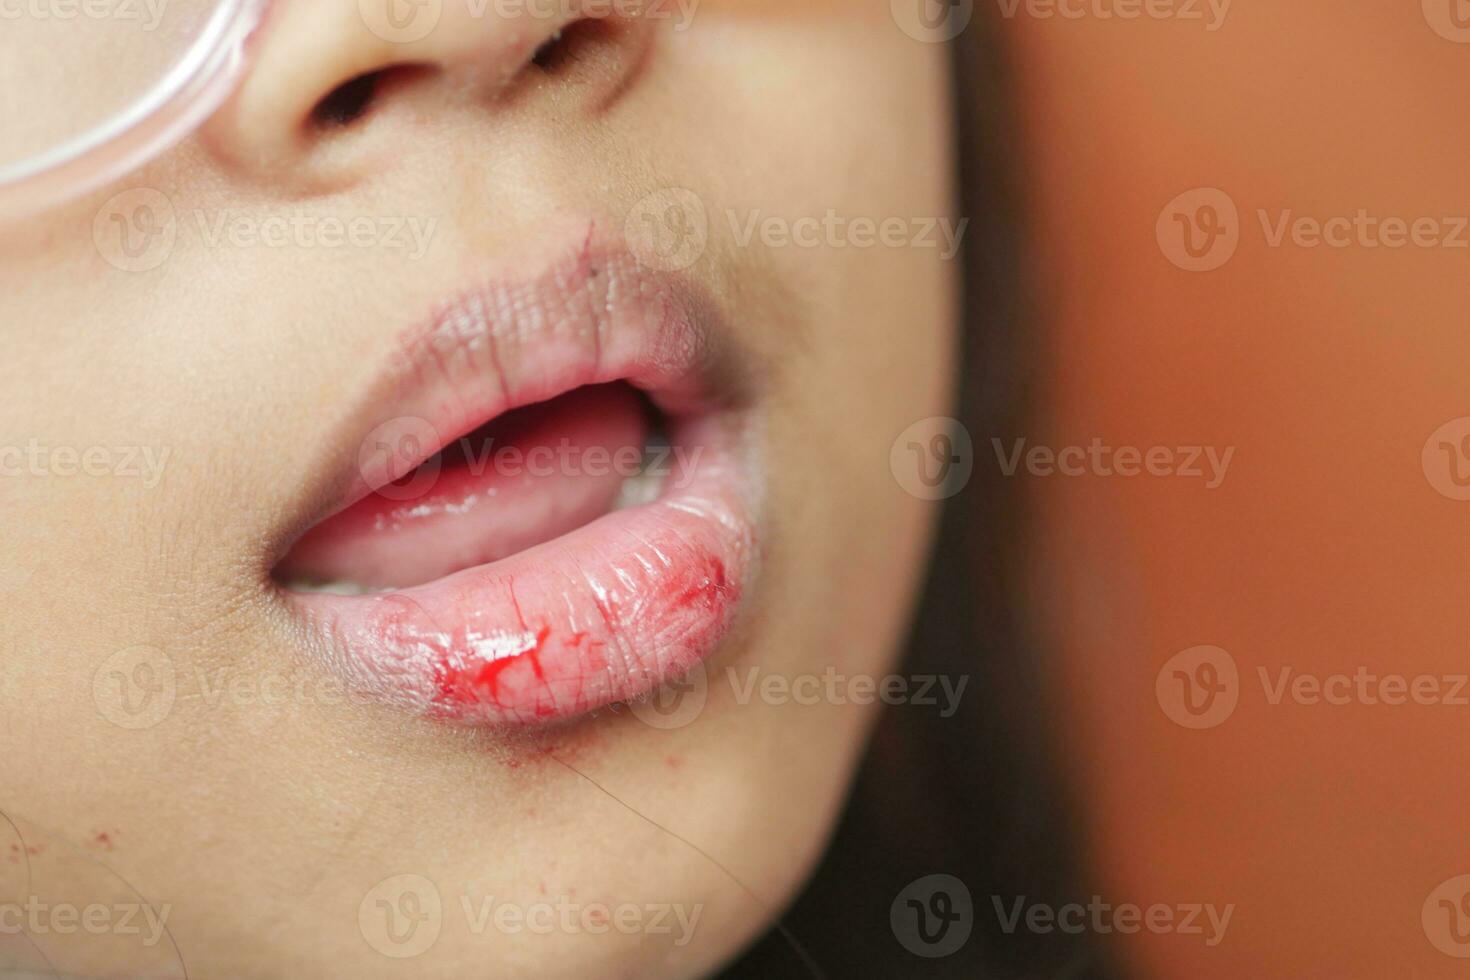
[1003, 2, 1470, 976]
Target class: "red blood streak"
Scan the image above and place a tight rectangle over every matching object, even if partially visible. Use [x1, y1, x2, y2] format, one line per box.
[436, 625, 551, 707]
[667, 557, 732, 612]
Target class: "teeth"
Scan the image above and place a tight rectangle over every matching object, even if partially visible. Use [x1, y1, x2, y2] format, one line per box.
[613, 433, 672, 512]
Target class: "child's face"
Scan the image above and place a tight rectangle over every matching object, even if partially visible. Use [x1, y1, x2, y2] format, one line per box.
[0, 3, 956, 976]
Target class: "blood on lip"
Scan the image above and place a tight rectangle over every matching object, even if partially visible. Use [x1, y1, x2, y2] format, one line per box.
[425, 550, 740, 721]
[439, 625, 553, 716]
[432, 624, 605, 720]
[282, 239, 758, 727]
[666, 556, 729, 612]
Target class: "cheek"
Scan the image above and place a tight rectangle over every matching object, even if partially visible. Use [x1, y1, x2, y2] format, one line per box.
[624, 23, 961, 683]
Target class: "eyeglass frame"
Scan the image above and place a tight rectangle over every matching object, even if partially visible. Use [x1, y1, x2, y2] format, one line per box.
[0, 0, 267, 220]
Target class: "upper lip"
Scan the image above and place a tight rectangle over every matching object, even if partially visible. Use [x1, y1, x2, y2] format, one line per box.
[264, 226, 752, 563]
[264, 226, 762, 725]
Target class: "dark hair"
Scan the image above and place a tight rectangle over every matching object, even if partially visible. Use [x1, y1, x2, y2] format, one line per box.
[723, 24, 1110, 980]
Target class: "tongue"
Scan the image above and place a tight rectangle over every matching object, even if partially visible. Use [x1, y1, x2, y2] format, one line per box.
[278, 384, 650, 591]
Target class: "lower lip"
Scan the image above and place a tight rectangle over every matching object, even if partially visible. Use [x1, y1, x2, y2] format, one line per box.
[287, 411, 757, 726]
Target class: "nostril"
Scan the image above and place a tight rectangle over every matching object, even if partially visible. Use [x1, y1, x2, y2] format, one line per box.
[531, 34, 562, 71]
[530, 19, 614, 74]
[311, 71, 382, 128]
[309, 65, 436, 130]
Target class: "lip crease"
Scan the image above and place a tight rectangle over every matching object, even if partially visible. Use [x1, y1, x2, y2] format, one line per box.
[277, 234, 760, 726]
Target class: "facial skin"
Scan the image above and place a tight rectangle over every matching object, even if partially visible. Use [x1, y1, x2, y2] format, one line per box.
[0, 3, 954, 977]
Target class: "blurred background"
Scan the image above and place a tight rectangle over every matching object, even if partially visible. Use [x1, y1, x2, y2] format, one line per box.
[735, 2, 1470, 976]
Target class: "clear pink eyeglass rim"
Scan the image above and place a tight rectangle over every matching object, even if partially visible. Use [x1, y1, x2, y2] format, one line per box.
[0, 0, 269, 221]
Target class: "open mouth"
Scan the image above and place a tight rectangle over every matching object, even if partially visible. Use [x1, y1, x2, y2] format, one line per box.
[275, 381, 669, 595]
[272, 241, 759, 727]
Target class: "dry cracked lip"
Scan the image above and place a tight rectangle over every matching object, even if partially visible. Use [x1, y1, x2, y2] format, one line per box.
[272, 235, 761, 726]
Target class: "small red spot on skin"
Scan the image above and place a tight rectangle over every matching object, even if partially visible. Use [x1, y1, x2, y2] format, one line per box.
[665, 755, 684, 769]
[92, 832, 114, 850]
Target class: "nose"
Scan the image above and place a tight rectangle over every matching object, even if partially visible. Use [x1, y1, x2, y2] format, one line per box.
[202, 0, 653, 185]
